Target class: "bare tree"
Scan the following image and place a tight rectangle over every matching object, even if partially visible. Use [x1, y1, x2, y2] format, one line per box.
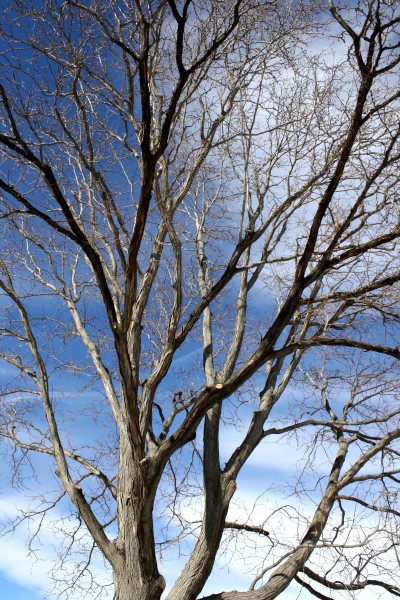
[1, 1, 400, 599]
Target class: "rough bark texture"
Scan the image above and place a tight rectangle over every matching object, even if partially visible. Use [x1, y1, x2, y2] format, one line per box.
[114, 434, 165, 600]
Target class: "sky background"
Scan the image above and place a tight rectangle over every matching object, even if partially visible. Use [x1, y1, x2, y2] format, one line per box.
[1, 2, 399, 600]
[0, 328, 395, 600]
[0, 435, 394, 600]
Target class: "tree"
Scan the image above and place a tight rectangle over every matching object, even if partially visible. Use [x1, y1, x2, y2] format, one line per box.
[1, 0, 400, 598]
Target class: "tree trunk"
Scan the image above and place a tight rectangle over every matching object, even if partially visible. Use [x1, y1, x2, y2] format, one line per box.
[113, 565, 165, 600]
[114, 432, 165, 600]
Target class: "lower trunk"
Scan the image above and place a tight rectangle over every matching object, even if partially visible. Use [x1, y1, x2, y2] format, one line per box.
[114, 432, 166, 600]
[113, 563, 165, 600]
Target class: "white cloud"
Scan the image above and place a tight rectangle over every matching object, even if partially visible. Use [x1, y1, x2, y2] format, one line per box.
[0, 494, 112, 600]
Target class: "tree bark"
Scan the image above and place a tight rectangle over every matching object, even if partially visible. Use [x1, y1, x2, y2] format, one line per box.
[114, 433, 166, 600]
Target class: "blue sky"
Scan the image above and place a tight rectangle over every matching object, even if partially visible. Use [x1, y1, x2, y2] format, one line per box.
[0, 574, 43, 600]
[0, 407, 396, 600]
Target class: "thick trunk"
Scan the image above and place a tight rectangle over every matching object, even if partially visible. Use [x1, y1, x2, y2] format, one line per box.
[113, 563, 165, 600]
[113, 497, 166, 600]
[114, 432, 165, 600]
